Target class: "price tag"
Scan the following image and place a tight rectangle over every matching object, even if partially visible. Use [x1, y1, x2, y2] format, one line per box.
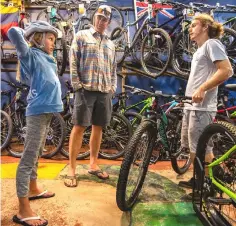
[61, 21, 67, 27]
[47, 6, 52, 13]
[78, 4, 85, 15]
[70, 93, 74, 99]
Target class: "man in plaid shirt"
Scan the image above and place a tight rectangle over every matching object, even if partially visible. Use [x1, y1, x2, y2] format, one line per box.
[65, 5, 117, 187]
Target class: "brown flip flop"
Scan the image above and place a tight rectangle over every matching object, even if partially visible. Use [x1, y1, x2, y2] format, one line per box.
[64, 175, 78, 187]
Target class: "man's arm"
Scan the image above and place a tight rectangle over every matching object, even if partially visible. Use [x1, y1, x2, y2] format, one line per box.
[192, 59, 233, 103]
[70, 35, 81, 91]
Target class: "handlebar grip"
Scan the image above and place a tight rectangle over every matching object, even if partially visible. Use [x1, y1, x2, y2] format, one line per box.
[123, 85, 135, 90]
[191, 2, 204, 6]
[185, 96, 192, 100]
[226, 4, 236, 8]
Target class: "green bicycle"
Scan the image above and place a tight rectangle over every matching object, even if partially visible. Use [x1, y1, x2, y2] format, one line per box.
[193, 121, 236, 226]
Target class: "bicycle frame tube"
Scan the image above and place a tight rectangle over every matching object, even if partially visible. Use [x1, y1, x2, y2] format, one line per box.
[223, 17, 236, 26]
[126, 14, 150, 50]
[125, 97, 152, 114]
[159, 14, 183, 36]
[208, 145, 236, 199]
[163, 100, 179, 114]
[217, 105, 236, 114]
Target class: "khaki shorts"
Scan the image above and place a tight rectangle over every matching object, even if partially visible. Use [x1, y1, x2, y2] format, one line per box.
[181, 110, 215, 154]
[72, 89, 112, 127]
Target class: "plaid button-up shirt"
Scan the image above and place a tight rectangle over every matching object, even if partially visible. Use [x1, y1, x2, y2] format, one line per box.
[70, 27, 117, 93]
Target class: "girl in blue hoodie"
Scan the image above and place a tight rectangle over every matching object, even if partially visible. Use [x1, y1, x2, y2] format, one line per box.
[8, 21, 63, 226]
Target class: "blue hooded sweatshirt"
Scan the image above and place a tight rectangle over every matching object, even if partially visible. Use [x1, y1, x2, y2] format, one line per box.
[7, 27, 63, 116]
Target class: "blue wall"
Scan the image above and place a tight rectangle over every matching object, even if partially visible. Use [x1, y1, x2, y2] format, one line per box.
[1, 0, 236, 108]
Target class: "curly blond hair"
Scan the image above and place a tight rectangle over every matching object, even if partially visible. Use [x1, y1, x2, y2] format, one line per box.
[194, 14, 224, 38]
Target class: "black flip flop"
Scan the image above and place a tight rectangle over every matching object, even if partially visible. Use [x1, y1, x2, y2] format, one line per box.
[29, 190, 55, 200]
[88, 170, 109, 180]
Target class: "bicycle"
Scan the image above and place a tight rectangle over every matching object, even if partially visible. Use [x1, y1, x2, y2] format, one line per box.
[1, 79, 66, 158]
[116, 91, 192, 211]
[216, 83, 236, 124]
[0, 110, 13, 152]
[111, 0, 172, 78]
[36, 0, 124, 42]
[193, 120, 236, 226]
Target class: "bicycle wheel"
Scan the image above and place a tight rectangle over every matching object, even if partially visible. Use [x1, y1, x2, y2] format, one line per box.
[195, 121, 236, 226]
[53, 22, 67, 76]
[131, 32, 146, 64]
[124, 112, 142, 131]
[0, 110, 13, 151]
[41, 113, 66, 159]
[141, 28, 173, 77]
[7, 111, 26, 158]
[99, 112, 132, 160]
[91, 4, 124, 37]
[172, 30, 197, 79]
[116, 119, 156, 211]
[110, 26, 127, 65]
[169, 113, 191, 174]
[221, 27, 236, 76]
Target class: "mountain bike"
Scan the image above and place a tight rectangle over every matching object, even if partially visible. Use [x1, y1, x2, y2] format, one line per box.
[193, 121, 236, 226]
[116, 91, 192, 211]
[111, 0, 172, 78]
[1, 79, 66, 158]
[216, 83, 236, 124]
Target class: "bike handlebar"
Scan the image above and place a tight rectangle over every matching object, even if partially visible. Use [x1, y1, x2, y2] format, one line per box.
[123, 85, 154, 96]
[226, 4, 236, 9]
[1, 79, 29, 90]
[123, 85, 192, 101]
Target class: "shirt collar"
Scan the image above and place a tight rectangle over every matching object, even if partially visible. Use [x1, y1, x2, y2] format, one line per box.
[89, 26, 109, 39]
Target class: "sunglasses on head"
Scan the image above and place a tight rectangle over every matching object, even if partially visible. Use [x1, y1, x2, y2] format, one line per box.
[97, 8, 111, 17]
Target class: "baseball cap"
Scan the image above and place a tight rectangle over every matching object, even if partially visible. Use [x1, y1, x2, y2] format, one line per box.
[95, 5, 112, 20]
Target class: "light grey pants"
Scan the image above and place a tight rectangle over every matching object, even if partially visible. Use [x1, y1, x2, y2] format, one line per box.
[16, 113, 52, 197]
[181, 110, 215, 154]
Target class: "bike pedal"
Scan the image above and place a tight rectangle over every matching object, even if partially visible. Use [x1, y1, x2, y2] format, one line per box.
[208, 197, 233, 205]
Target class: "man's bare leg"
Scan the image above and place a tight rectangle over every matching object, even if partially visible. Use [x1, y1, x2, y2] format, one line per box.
[89, 125, 108, 178]
[65, 125, 85, 186]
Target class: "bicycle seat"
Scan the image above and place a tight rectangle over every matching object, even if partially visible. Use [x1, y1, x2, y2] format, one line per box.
[225, 84, 236, 91]
[120, 7, 134, 12]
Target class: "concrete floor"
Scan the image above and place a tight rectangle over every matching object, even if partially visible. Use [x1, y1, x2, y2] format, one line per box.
[1, 154, 202, 226]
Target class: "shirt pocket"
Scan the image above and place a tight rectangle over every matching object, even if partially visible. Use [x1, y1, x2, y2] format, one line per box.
[82, 42, 97, 56]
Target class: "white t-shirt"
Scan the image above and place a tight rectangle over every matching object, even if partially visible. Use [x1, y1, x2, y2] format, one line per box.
[185, 39, 229, 111]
